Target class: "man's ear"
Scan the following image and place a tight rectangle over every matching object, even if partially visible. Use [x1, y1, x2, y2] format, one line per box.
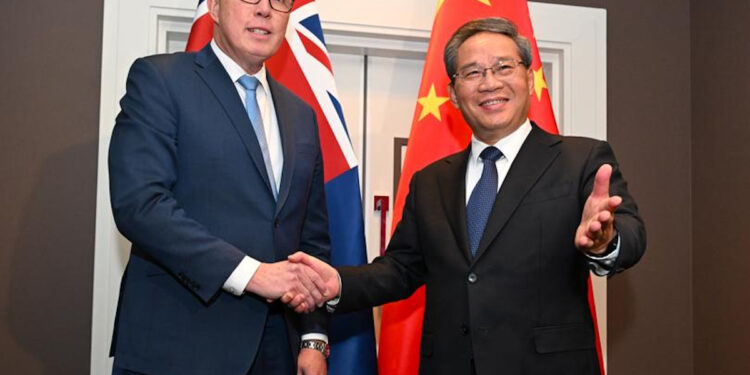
[207, 0, 220, 24]
[527, 67, 534, 96]
[448, 82, 459, 108]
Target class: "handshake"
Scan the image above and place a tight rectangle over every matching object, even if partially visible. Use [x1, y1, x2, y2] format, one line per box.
[245, 252, 340, 313]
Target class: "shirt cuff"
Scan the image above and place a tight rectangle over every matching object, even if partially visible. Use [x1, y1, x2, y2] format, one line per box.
[301, 333, 329, 344]
[324, 272, 342, 313]
[222, 256, 261, 296]
[586, 234, 620, 276]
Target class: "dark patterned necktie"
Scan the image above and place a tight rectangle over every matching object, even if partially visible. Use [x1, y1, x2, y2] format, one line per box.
[466, 146, 503, 257]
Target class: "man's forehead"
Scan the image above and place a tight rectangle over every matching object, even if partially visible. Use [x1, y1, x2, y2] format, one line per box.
[459, 32, 515, 48]
[456, 34, 519, 60]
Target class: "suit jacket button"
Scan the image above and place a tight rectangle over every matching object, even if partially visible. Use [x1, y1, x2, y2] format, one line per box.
[468, 273, 477, 284]
[274, 219, 280, 228]
[460, 324, 469, 335]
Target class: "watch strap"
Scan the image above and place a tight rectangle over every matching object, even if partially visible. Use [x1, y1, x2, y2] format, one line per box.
[301, 339, 330, 358]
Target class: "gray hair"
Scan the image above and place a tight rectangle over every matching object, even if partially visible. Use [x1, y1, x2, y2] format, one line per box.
[444, 17, 532, 83]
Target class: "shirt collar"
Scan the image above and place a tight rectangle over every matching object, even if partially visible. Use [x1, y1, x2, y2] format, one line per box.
[469, 119, 532, 164]
[211, 40, 270, 92]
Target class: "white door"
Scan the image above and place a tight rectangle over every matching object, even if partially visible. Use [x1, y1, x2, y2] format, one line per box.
[93, 1, 607, 373]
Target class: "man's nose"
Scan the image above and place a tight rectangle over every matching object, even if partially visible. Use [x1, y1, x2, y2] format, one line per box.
[254, 0, 272, 17]
[477, 70, 505, 90]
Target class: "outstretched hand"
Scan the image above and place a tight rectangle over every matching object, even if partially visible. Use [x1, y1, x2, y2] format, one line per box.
[284, 252, 341, 310]
[575, 164, 621, 255]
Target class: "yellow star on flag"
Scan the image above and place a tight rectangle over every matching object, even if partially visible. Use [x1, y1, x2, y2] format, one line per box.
[533, 67, 548, 101]
[437, 0, 445, 12]
[477, 0, 492, 6]
[417, 84, 450, 121]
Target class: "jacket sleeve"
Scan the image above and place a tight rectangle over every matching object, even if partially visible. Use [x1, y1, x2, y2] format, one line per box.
[109, 57, 246, 303]
[580, 141, 647, 275]
[336, 172, 428, 313]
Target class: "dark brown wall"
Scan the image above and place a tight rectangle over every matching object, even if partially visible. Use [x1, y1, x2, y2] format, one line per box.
[692, 1, 750, 374]
[606, 1, 693, 374]
[535, 0, 694, 374]
[0, 0, 102, 373]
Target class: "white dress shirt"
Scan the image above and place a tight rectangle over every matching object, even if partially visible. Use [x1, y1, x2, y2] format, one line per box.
[211, 41, 326, 342]
[465, 120, 533, 203]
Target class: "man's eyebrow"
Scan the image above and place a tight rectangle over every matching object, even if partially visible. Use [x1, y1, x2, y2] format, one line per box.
[457, 62, 481, 70]
[457, 56, 517, 70]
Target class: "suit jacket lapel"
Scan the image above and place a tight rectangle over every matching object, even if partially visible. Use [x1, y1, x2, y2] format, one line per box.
[267, 75, 295, 216]
[193, 45, 276, 199]
[439, 148, 473, 263]
[472, 125, 562, 263]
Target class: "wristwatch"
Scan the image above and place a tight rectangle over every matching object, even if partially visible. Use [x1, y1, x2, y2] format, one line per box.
[301, 339, 330, 358]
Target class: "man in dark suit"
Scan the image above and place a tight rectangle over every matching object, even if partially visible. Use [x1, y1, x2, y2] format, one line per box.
[108, 0, 332, 374]
[290, 17, 646, 375]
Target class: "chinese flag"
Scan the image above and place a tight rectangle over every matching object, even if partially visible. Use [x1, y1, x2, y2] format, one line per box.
[378, 0, 604, 374]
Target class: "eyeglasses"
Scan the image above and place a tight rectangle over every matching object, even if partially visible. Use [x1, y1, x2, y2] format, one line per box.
[239, 0, 295, 13]
[452, 59, 525, 83]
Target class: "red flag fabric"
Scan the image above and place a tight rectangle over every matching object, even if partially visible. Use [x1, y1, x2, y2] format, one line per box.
[185, 1, 211, 53]
[378, 1, 604, 374]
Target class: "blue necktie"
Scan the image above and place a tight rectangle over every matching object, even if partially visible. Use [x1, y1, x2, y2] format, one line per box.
[467, 146, 503, 257]
[238, 75, 278, 200]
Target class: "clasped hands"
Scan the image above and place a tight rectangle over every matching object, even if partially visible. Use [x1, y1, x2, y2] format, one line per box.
[245, 253, 340, 313]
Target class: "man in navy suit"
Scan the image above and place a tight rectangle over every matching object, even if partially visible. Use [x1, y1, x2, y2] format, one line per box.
[290, 18, 646, 374]
[108, 0, 331, 374]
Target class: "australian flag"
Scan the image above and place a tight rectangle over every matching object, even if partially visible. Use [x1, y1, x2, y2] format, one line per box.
[186, 1, 378, 374]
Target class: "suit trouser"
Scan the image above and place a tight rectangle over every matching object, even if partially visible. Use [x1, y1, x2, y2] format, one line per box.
[112, 310, 294, 375]
[248, 310, 294, 375]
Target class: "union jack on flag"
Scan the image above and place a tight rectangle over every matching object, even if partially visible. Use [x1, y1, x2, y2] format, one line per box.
[186, 1, 378, 374]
